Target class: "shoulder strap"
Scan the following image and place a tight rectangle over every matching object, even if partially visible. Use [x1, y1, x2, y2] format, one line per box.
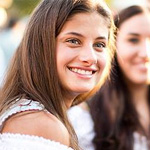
[0, 99, 45, 130]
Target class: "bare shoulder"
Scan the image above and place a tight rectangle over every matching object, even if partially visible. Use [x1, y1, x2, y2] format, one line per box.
[2, 111, 70, 146]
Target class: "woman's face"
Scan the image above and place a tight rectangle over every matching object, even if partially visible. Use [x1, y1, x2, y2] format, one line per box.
[56, 12, 109, 101]
[116, 13, 150, 85]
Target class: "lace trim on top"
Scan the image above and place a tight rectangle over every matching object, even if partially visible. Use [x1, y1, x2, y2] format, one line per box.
[0, 133, 73, 150]
[0, 99, 74, 150]
[0, 99, 45, 129]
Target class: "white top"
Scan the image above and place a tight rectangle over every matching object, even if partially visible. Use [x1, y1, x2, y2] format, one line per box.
[68, 105, 149, 150]
[68, 105, 95, 150]
[0, 99, 73, 150]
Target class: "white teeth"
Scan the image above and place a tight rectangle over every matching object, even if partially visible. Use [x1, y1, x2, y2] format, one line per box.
[86, 71, 92, 75]
[70, 68, 93, 75]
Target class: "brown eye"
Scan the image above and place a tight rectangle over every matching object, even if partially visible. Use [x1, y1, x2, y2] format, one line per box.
[66, 39, 80, 45]
[93, 42, 106, 52]
[128, 38, 139, 44]
[94, 42, 106, 48]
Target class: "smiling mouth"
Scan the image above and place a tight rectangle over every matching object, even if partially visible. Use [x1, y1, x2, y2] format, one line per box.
[68, 67, 96, 75]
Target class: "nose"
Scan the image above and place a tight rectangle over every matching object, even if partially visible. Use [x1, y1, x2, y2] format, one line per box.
[139, 39, 150, 60]
[79, 45, 97, 65]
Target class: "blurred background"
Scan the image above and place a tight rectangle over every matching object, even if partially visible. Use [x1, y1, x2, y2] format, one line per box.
[0, 0, 41, 86]
[0, 0, 150, 86]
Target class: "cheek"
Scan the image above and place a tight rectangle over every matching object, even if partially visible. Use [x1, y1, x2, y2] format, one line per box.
[117, 49, 136, 66]
[116, 39, 138, 60]
[117, 55, 132, 80]
[56, 45, 70, 65]
[97, 52, 108, 71]
[117, 38, 130, 58]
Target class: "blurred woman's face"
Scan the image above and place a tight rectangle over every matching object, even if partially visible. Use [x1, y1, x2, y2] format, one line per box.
[116, 13, 150, 85]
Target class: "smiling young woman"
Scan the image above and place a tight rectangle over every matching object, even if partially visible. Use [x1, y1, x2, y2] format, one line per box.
[0, 0, 115, 150]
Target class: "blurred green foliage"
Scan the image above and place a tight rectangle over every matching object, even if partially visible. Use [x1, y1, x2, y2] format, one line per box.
[8, 0, 40, 17]
[105, 0, 113, 7]
[8, 0, 113, 18]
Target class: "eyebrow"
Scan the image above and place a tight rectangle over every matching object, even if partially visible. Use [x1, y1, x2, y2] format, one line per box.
[65, 32, 107, 40]
[128, 33, 140, 36]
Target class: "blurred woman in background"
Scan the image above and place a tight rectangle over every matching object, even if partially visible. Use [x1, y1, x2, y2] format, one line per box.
[90, 5, 150, 150]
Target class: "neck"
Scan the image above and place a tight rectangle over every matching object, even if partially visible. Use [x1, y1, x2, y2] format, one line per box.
[60, 86, 80, 109]
[126, 81, 149, 105]
[63, 91, 79, 109]
[65, 98, 75, 109]
[127, 82, 150, 133]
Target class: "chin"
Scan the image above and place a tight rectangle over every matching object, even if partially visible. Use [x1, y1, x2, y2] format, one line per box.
[73, 87, 94, 94]
[132, 80, 148, 85]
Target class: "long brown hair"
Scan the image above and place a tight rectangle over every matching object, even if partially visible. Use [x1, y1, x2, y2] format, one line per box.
[89, 5, 150, 150]
[0, 0, 115, 149]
